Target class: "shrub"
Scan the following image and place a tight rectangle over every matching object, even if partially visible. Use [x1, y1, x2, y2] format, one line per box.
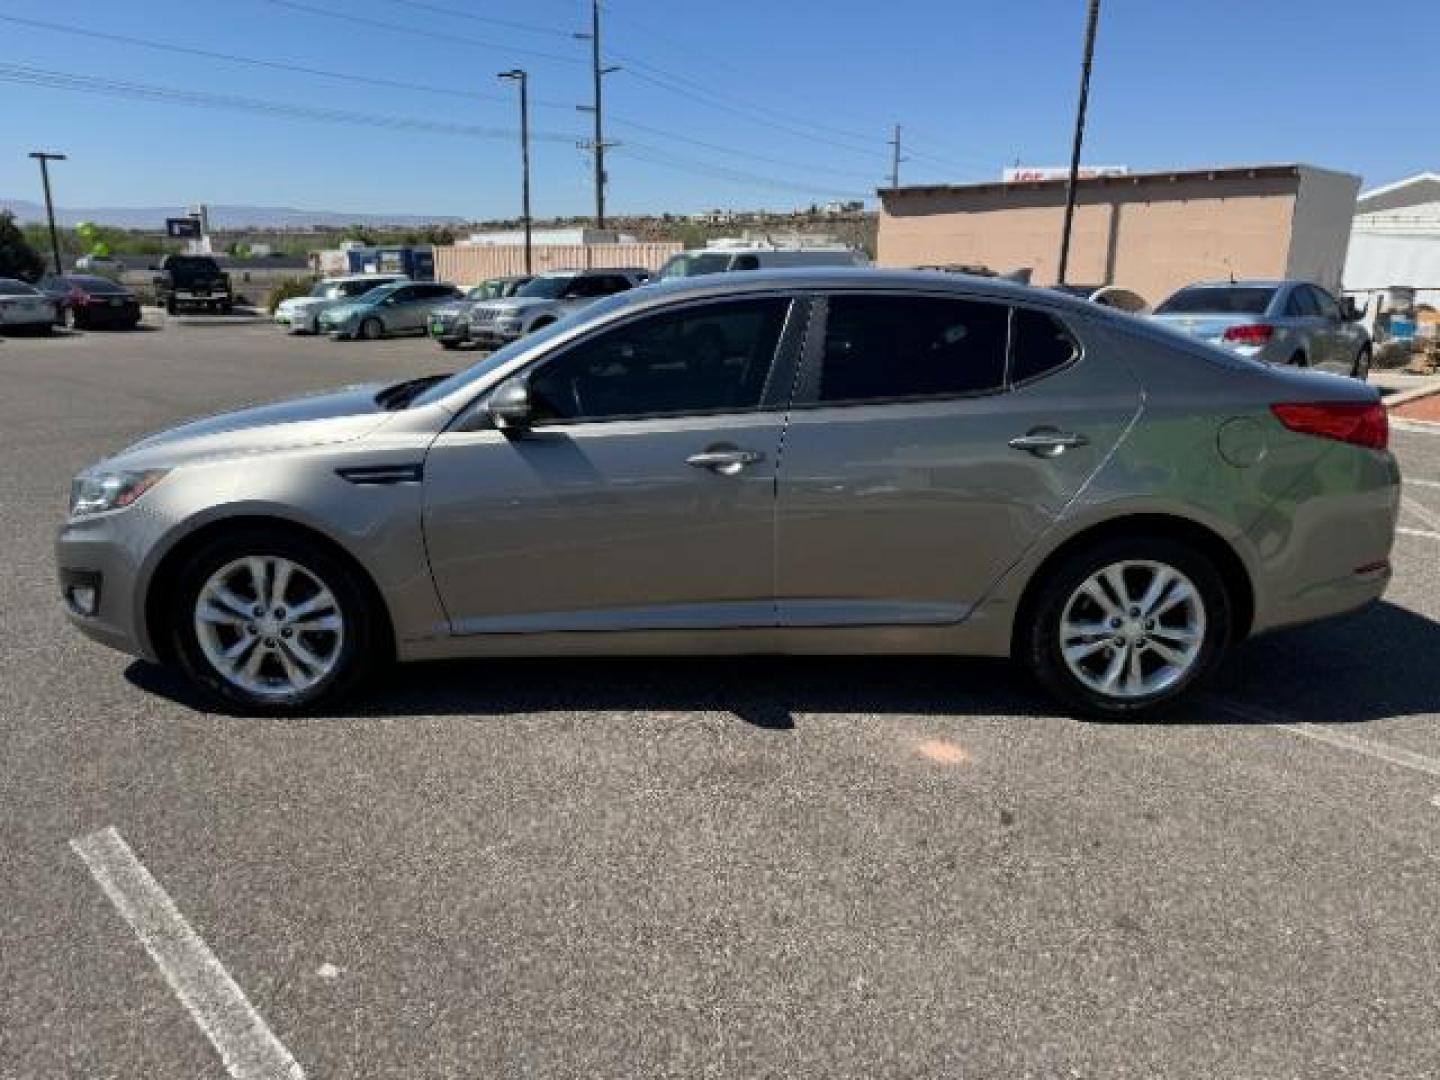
[267, 276, 315, 315]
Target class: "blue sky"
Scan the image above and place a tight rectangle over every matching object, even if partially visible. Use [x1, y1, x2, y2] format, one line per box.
[2, 0, 1434, 220]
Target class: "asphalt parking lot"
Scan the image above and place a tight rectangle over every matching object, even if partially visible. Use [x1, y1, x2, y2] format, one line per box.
[3, 321, 1440, 1078]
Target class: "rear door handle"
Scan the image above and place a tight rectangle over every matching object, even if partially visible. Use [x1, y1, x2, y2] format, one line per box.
[1008, 428, 1090, 458]
[686, 448, 764, 475]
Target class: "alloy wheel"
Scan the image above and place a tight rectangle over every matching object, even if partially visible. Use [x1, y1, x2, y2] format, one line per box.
[192, 556, 345, 701]
[1058, 560, 1206, 700]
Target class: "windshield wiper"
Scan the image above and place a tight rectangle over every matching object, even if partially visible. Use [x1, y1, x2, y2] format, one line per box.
[375, 374, 451, 411]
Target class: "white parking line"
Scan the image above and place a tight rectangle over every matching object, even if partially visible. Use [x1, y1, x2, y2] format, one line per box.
[1403, 496, 1440, 531]
[1393, 418, 1440, 435]
[1399, 527, 1440, 541]
[1216, 700, 1440, 780]
[1407, 477, 1440, 490]
[70, 827, 304, 1080]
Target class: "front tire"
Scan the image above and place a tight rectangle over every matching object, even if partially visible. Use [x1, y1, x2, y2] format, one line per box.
[1023, 536, 1231, 720]
[167, 530, 381, 714]
[359, 317, 384, 341]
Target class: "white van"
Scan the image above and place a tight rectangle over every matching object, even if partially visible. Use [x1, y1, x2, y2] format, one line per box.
[655, 239, 868, 282]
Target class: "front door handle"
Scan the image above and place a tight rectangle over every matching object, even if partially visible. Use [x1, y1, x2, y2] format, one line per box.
[686, 447, 764, 476]
[1008, 428, 1090, 458]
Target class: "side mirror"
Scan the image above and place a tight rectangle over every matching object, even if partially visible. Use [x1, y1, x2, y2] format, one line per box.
[487, 378, 532, 432]
[1342, 297, 1362, 322]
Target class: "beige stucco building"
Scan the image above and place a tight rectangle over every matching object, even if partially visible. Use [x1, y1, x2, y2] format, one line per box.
[877, 164, 1360, 303]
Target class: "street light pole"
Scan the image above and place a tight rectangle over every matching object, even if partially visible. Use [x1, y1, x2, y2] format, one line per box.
[28, 151, 68, 275]
[499, 70, 532, 274]
[1057, 0, 1101, 286]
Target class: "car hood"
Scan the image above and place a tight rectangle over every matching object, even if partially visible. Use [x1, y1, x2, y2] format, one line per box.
[280, 296, 328, 311]
[104, 383, 394, 469]
[480, 296, 558, 316]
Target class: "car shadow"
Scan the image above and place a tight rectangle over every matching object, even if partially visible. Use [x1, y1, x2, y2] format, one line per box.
[123, 601, 1440, 728]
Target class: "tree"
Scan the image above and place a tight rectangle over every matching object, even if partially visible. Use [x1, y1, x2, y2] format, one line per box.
[0, 211, 46, 281]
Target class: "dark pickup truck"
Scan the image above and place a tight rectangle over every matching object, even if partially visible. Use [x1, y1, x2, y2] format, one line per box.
[154, 255, 233, 314]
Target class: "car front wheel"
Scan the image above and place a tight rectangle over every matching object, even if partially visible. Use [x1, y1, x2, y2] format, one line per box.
[359, 317, 384, 341]
[168, 531, 381, 714]
[1023, 536, 1231, 719]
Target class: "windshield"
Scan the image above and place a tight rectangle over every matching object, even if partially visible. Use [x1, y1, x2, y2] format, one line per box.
[515, 276, 573, 299]
[657, 252, 732, 280]
[409, 291, 638, 410]
[1156, 286, 1275, 315]
[308, 283, 331, 298]
[0, 280, 39, 296]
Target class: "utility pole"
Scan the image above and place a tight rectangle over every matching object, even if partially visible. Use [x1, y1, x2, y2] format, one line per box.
[499, 69, 533, 274]
[575, 0, 619, 228]
[28, 151, 67, 275]
[887, 124, 905, 189]
[1057, 0, 1101, 286]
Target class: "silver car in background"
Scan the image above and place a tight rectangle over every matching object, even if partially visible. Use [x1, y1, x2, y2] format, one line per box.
[466, 269, 643, 347]
[0, 278, 58, 333]
[1152, 280, 1372, 378]
[57, 269, 1398, 720]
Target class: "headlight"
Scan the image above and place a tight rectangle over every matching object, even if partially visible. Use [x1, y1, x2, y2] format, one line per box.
[69, 469, 169, 517]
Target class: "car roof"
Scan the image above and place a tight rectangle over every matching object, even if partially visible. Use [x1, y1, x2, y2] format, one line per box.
[634, 266, 1105, 313]
[326, 274, 404, 284]
[1181, 280, 1291, 289]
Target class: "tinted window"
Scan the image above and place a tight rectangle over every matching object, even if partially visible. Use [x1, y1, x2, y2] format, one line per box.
[528, 298, 790, 423]
[386, 287, 416, 303]
[1285, 287, 1320, 318]
[1155, 287, 1275, 315]
[731, 255, 760, 271]
[817, 295, 1008, 404]
[1010, 308, 1079, 384]
[517, 276, 572, 299]
[0, 280, 39, 296]
[1309, 286, 1341, 320]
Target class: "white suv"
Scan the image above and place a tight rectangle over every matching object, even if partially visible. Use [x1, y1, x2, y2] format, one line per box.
[466, 269, 643, 347]
[275, 274, 408, 334]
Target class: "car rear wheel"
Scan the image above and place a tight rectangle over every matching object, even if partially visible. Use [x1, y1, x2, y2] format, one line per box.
[359, 317, 384, 341]
[1023, 536, 1231, 719]
[1352, 346, 1372, 381]
[168, 531, 381, 714]
[1289, 351, 1308, 368]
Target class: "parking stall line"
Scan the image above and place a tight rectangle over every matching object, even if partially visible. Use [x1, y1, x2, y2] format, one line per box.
[1407, 477, 1440, 490]
[1215, 700, 1440, 781]
[1398, 527, 1440, 541]
[1403, 496, 1440, 532]
[70, 827, 305, 1080]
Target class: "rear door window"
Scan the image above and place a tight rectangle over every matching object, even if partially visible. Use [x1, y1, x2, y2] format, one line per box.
[815, 294, 1009, 404]
[1009, 308, 1080, 385]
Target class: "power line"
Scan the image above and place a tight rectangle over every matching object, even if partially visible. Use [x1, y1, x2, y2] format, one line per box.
[384, 0, 573, 39]
[0, 14, 576, 110]
[616, 144, 870, 202]
[256, 0, 585, 67]
[608, 115, 881, 184]
[0, 63, 578, 143]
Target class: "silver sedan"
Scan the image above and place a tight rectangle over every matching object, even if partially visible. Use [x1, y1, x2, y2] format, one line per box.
[57, 269, 1399, 719]
[1152, 280, 1372, 378]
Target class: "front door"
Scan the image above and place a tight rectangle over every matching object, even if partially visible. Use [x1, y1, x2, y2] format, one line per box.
[423, 295, 802, 635]
[776, 293, 1142, 628]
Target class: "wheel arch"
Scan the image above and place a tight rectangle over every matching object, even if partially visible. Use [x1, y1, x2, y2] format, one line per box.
[143, 514, 396, 664]
[1009, 513, 1255, 658]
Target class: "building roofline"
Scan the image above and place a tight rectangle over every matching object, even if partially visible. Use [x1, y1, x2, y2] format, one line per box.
[878, 163, 1331, 199]
[1357, 172, 1440, 203]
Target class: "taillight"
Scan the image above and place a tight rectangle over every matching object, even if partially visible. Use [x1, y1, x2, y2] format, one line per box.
[1271, 402, 1388, 450]
[69, 289, 91, 307]
[1222, 323, 1275, 345]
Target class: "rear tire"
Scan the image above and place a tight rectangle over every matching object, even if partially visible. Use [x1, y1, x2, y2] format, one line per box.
[1290, 351, 1308, 368]
[1023, 535, 1232, 720]
[167, 529, 381, 715]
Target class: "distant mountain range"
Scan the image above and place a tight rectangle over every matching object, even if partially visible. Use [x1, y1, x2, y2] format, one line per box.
[0, 198, 467, 230]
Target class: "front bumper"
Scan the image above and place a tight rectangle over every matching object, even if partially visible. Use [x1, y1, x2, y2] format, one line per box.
[56, 513, 155, 661]
[466, 323, 523, 348]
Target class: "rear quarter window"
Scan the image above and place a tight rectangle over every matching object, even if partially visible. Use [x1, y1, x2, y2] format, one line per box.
[1009, 308, 1080, 385]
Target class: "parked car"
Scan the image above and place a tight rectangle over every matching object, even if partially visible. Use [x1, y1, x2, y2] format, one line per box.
[1050, 284, 1150, 313]
[274, 274, 408, 334]
[316, 280, 462, 340]
[57, 269, 1398, 719]
[428, 275, 534, 350]
[0, 278, 57, 334]
[37, 274, 142, 330]
[464, 269, 642, 347]
[656, 242, 867, 281]
[153, 255, 233, 315]
[1152, 280, 1371, 379]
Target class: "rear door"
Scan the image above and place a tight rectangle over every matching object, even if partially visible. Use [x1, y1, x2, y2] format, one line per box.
[775, 293, 1142, 628]
[1307, 285, 1359, 373]
[1281, 285, 1330, 367]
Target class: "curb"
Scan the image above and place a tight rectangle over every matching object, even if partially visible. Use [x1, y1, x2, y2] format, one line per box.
[1384, 381, 1440, 408]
